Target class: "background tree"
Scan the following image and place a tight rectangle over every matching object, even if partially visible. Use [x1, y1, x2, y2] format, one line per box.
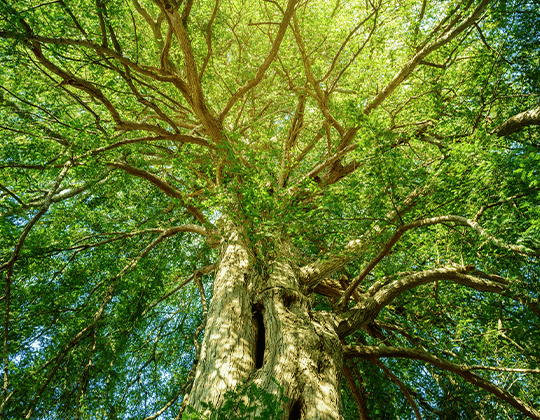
[1, 0, 540, 419]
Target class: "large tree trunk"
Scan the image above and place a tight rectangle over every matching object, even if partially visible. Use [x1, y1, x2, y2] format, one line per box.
[184, 227, 344, 419]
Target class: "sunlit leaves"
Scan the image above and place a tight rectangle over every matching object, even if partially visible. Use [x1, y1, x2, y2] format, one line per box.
[1, 0, 539, 418]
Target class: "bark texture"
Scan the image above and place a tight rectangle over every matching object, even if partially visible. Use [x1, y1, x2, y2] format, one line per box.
[184, 228, 256, 412]
[253, 274, 344, 419]
[184, 228, 344, 419]
[494, 106, 540, 137]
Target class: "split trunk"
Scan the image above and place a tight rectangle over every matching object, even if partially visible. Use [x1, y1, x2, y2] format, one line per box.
[184, 227, 345, 419]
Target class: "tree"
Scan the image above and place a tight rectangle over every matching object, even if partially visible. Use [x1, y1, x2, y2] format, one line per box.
[1, 0, 540, 418]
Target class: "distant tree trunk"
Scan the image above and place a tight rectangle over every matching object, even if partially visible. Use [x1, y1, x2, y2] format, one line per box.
[184, 226, 344, 419]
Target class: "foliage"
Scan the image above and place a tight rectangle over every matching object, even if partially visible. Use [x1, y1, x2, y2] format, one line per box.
[0, 0, 539, 418]
[184, 380, 287, 420]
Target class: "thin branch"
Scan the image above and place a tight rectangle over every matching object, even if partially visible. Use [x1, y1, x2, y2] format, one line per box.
[174, 272, 210, 419]
[199, 0, 220, 80]
[142, 263, 216, 317]
[1, 159, 70, 414]
[329, 8, 378, 93]
[25, 38, 123, 123]
[364, 0, 491, 115]
[142, 274, 210, 420]
[344, 345, 540, 420]
[289, 130, 325, 173]
[466, 366, 540, 374]
[219, 0, 298, 122]
[278, 95, 305, 188]
[57, 0, 89, 39]
[0, 183, 26, 206]
[371, 358, 422, 420]
[131, 0, 163, 42]
[106, 161, 208, 225]
[474, 191, 536, 222]
[23, 229, 174, 418]
[3, 164, 77, 408]
[26, 172, 112, 207]
[143, 387, 184, 420]
[321, 10, 376, 83]
[0, 87, 71, 147]
[474, 22, 512, 65]
[54, 227, 190, 254]
[1, 160, 72, 274]
[413, 0, 427, 38]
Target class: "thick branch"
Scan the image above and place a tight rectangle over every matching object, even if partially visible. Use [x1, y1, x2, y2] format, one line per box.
[292, 12, 345, 136]
[298, 186, 426, 286]
[163, 7, 224, 143]
[132, 0, 163, 42]
[26, 39, 122, 123]
[0, 30, 190, 89]
[342, 364, 370, 420]
[302, 212, 538, 291]
[493, 107, 540, 137]
[107, 161, 184, 198]
[337, 213, 529, 308]
[303, 143, 358, 182]
[114, 122, 215, 149]
[337, 265, 507, 337]
[344, 345, 540, 419]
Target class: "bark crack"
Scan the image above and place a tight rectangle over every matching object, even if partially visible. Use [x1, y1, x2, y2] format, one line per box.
[252, 305, 266, 370]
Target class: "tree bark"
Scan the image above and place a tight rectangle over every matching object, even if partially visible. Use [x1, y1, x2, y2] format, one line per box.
[183, 227, 255, 412]
[493, 106, 540, 137]
[184, 227, 344, 419]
